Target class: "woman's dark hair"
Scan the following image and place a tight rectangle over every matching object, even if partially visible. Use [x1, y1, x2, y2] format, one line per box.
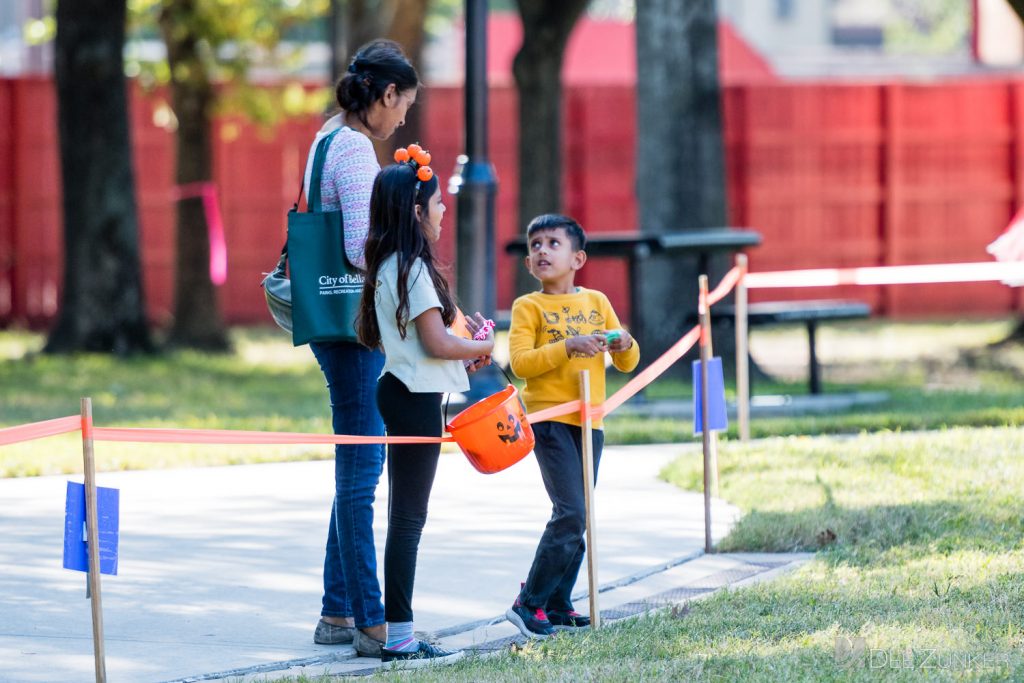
[336, 40, 419, 127]
[357, 163, 454, 348]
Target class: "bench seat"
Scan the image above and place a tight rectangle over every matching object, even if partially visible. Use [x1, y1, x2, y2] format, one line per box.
[719, 299, 871, 394]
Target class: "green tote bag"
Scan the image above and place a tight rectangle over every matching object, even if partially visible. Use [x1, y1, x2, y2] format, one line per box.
[287, 128, 365, 346]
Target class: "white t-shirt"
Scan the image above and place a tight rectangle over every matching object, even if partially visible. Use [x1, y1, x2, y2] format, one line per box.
[375, 254, 469, 393]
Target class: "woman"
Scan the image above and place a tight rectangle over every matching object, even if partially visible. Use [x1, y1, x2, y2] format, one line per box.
[307, 39, 418, 658]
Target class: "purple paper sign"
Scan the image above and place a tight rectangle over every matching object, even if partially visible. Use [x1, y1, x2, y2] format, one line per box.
[63, 482, 119, 575]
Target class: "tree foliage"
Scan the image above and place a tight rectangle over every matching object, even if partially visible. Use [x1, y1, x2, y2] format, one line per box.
[128, 0, 332, 122]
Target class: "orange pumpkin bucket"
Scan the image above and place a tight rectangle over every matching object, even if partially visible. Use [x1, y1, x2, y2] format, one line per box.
[446, 384, 535, 474]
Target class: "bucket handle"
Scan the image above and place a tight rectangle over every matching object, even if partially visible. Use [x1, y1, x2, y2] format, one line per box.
[444, 363, 518, 427]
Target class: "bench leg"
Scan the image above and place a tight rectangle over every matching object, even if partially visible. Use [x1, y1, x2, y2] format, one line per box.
[807, 320, 820, 395]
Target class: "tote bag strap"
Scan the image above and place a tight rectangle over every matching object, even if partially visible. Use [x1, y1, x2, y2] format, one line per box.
[306, 128, 341, 213]
[282, 127, 343, 256]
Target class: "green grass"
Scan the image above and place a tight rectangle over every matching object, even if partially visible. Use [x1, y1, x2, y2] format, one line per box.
[261, 428, 1024, 682]
[652, 427, 1024, 681]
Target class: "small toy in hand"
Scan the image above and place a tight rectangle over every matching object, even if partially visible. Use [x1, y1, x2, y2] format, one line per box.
[604, 329, 623, 346]
[473, 318, 496, 341]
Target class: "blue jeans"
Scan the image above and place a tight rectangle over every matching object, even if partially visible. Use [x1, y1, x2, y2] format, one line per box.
[310, 340, 386, 628]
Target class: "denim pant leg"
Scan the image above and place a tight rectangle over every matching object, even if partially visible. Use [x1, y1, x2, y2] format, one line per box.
[311, 341, 386, 628]
[520, 422, 604, 612]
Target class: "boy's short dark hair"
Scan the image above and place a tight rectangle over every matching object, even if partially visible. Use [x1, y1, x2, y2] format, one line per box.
[526, 213, 587, 252]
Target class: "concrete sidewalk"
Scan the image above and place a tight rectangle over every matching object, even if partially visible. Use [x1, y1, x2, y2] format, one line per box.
[1, 444, 751, 683]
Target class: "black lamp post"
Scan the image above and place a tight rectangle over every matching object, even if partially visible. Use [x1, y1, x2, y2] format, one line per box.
[450, 0, 503, 401]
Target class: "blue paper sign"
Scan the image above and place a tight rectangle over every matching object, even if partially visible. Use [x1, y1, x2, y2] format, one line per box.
[63, 482, 119, 575]
[693, 357, 728, 435]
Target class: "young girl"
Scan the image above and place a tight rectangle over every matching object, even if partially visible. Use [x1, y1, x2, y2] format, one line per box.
[356, 147, 493, 668]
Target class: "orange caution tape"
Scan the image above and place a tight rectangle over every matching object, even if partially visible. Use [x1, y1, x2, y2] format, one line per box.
[91, 427, 453, 445]
[0, 416, 80, 446]
[526, 400, 584, 425]
[708, 266, 742, 305]
[603, 325, 702, 416]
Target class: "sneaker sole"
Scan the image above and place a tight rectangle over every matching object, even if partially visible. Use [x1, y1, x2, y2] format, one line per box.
[382, 649, 465, 670]
[551, 623, 590, 631]
[505, 607, 552, 640]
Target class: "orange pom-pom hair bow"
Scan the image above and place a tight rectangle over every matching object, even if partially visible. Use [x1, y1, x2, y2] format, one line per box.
[393, 143, 434, 183]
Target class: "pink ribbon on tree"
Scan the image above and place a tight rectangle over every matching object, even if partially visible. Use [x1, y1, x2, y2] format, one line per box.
[172, 182, 228, 286]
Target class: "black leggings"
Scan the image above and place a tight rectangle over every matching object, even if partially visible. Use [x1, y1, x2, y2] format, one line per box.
[376, 372, 442, 623]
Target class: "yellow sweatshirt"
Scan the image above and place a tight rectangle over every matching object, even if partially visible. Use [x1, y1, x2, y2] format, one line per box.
[509, 287, 640, 428]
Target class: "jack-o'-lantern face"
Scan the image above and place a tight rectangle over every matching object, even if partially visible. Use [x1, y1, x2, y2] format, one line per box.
[496, 414, 523, 444]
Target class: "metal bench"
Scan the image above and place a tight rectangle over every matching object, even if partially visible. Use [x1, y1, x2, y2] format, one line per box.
[718, 299, 871, 394]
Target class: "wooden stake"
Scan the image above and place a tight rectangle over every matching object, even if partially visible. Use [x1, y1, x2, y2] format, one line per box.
[698, 277, 713, 554]
[579, 370, 601, 629]
[698, 277, 720, 497]
[736, 254, 751, 442]
[81, 398, 107, 683]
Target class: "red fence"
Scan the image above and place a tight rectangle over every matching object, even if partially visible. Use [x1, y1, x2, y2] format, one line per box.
[1, 76, 1022, 330]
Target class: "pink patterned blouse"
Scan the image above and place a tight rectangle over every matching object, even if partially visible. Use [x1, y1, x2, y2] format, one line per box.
[303, 120, 378, 270]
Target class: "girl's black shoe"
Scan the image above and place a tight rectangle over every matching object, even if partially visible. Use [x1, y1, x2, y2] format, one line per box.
[381, 640, 464, 669]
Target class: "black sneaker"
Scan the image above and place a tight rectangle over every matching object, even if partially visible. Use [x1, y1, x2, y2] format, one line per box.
[506, 601, 555, 638]
[547, 609, 591, 629]
[381, 640, 464, 669]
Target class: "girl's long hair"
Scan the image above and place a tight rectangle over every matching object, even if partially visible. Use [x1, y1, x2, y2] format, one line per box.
[357, 163, 456, 349]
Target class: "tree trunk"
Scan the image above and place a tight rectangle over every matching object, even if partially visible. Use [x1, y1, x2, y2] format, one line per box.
[46, 0, 153, 355]
[160, 0, 229, 350]
[636, 0, 733, 375]
[385, 0, 429, 151]
[512, 0, 589, 298]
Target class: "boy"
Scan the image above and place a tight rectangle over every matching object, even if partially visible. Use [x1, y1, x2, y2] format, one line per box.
[505, 213, 640, 638]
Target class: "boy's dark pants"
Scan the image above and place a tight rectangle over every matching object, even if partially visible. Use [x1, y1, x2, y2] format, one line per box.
[520, 421, 604, 613]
